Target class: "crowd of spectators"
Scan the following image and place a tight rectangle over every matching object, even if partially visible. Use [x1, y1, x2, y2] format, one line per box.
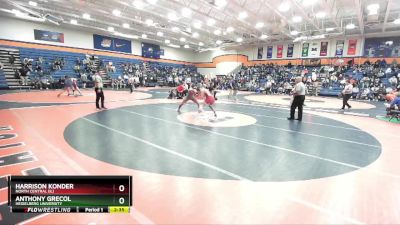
[212, 61, 400, 101]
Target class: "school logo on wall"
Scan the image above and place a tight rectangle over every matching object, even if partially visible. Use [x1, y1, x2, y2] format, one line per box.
[100, 38, 112, 48]
[93, 34, 132, 53]
[364, 37, 400, 57]
[34, 29, 64, 43]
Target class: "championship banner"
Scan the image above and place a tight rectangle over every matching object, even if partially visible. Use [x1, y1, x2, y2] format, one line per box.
[347, 39, 357, 55]
[335, 40, 345, 56]
[267, 46, 273, 58]
[310, 42, 319, 56]
[257, 47, 263, 59]
[287, 44, 294, 58]
[93, 34, 132, 53]
[302, 43, 309, 57]
[320, 42, 328, 56]
[277, 45, 283, 58]
[34, 29, 64, 43]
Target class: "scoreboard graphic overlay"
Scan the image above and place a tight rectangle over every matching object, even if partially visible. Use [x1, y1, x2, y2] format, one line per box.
[8, 176, 132, 213]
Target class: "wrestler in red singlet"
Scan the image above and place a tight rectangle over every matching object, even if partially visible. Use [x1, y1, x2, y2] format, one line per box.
[177, 86, 200, 114]
[199, 87, 217, 117]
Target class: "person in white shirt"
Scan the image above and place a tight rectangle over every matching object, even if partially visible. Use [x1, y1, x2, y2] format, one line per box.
[128, 76, 135, 93]
[341, 80, 353, 110]
[93, 72, 106, 110]
[288, 77, 306, 121]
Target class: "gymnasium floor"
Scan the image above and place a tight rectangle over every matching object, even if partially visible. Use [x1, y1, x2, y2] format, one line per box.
[0, 88, 399, 224]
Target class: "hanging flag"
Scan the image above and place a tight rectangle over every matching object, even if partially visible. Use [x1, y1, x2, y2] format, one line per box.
[320, 42, 328, 56]
[257, 47, 263, 59]
[267, 46, 273, 58]
[302, 43, 309, 57]
[277, 45, 283, 58]
[335, 40, 345, 56]
[287, 44, 294, 58]
[310, 42, 319, 56]
[347, 39, 357, 55]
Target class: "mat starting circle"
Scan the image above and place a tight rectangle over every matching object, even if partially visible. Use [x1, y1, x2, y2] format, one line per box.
[177, 111, 257, 127]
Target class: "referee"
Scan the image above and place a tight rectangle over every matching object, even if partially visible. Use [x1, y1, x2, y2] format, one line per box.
[93, 71, 107, 110]
[341, 80, 353, 110]
[288, 77, 306, 121]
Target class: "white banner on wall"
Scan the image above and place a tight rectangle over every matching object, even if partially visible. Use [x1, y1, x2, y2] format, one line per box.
[310, 42, 320, 57]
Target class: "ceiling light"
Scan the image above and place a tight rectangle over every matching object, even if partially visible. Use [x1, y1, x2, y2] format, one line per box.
[394, 18, 400, 24]
[186, 27, 192, 32]
[346, 23, 355, 29]
[290, 30, 299, 35]
[168, 12, 178, 21]
[28, 1, 37, 6]
[112, 9, 121, 16]
[145, 19, 153, 26]
[114, 32, 138, 39]
[368, 10, 378, 16]
[260, 34, 268, 39]
[222, 31, 227, 35]
[255, 22, 264, 28]
[169, 44, 180, 48]
[132, 0, 145, 9]
[12, 9, 20, 14]
[193, 21, 202, 29]
[70, 19, 78, 25]
[157, 31, 163, 36]
[227, 26, 234, 32]
[181, 7, 192, 17]
[82, 13, 90, 20]
[179, 37, 186, 42]
[214, 0, 227, 8]
[238, 11, 248, 19]
[207, 18, 216, 26]
[367, 3, 379, 11]
[146, 0, 157, 4]
[108, 26, 115, 32]
[184, 44, 189, 48]
[236, 37, 243, 43]
[278, 3, 290, 12]
[316, 11, 326, 18]
[165, 39, 170, 44]
[214, 29, 221, 35]
[199, 42, 204, 46]
[302, 0, 318, 6]
[141, 34, 147, 39]
[192, 32, 199, 38]
[326, 27, 335, 31]
[122, 23, 130, 28]
[172, 26, 180, 32]
[216, 40, 222, 45]
[292, 16, 302, 23]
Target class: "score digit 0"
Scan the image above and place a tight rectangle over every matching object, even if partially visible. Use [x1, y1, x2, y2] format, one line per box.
[119, 185, 125, 192]
[119, 197, 125, 205]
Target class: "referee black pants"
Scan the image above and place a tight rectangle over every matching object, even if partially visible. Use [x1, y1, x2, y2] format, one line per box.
[342, 94, 352, 109]
[95, 87, 104, 108]
[290, 95, 305, 120]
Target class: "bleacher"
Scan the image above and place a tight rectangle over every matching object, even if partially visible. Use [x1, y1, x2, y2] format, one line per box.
[0, 68, 7, 89]
[0, 45, 196, 88]
[18, 48, 85, 80]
